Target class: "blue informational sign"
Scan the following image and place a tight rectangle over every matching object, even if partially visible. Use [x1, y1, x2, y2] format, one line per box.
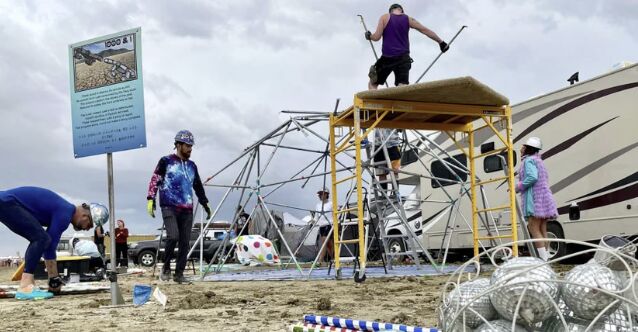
[68, 27, 146, 158]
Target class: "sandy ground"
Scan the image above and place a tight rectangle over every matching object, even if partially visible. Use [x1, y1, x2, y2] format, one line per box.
[0, 266, 449, 331]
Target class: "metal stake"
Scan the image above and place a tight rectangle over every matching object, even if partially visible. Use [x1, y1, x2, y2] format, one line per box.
[415, 25, 467, 83]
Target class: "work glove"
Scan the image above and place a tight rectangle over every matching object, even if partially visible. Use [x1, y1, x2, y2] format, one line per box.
[147, 199, 156, 218]
[364, 31, 372, 40]
[439, 41, 449, 53]
[203, 203, 212, 220]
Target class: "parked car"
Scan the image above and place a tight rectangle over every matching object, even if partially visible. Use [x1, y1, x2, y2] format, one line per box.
[128, 228, 232, 267]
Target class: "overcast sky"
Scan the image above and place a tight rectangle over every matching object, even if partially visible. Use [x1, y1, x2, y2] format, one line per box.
[0, 0, 636, 256]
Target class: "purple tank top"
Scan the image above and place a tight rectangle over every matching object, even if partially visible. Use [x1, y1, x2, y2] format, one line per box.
[382, 14, 410, 57]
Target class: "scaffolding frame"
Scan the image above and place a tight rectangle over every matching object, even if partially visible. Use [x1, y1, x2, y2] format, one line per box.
[329, 88, 518, 280]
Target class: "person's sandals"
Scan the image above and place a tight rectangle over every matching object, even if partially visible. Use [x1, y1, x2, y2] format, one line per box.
[15, 287, 53, 300]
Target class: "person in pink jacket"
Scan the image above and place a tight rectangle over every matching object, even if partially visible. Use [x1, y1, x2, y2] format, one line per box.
[515, 137, 558, 261]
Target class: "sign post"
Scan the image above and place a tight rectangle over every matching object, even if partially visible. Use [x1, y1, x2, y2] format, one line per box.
[69, 27, 145, 306]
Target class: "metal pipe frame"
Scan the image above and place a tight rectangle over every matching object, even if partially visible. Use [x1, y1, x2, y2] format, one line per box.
[194, 114, 374, 279]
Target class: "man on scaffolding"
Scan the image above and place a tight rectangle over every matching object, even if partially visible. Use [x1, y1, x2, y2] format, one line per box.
[365, 3, 448, 89]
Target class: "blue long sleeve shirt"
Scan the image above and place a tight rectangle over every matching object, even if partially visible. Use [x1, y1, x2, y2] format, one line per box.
[0, 187, 76, 260]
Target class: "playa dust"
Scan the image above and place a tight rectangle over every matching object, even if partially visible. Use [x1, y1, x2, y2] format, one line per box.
[0, 267, 446, 331]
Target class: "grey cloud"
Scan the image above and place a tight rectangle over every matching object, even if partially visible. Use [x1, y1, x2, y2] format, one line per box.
[139, 0, 220, 38]
[145, 73, 190, 102]
[1, 1, 637, 255]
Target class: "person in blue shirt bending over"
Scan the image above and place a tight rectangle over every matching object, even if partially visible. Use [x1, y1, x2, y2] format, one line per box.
[0, 187, 108, 300]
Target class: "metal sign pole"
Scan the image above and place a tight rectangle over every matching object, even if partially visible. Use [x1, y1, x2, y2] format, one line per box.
[107, 153, 124, 305]
[199, 215, 203, 274]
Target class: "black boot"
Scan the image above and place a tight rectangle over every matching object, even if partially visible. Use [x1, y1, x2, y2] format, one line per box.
[173, 273, 191, 284]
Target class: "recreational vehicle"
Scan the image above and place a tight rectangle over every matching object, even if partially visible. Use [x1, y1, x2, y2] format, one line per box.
[391, 63, 638, 259]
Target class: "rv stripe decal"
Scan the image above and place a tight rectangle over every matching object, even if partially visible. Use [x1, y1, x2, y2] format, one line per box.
[558, 182, 638, 215]
[512, 91, 592, 124]
[423, 206, 449, 224]
[408, 211, 423, 222]
[568, 171, 638, 202]
[514, 82, 638, 143]
[550, 142, 638, 194]
[434, 91, 592, 154]
[494, 117, 616, 190]
[541, 116, 618, 160]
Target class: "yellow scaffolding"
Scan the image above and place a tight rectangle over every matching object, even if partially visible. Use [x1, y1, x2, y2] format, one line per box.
[329, 77, 518, 279]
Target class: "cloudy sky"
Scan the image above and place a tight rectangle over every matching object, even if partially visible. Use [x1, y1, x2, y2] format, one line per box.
[0, 0, 636, 256]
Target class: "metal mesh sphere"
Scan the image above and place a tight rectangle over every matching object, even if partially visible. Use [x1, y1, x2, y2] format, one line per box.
[543, 317, 592, 332]
[543, 300, 638, 332]
[489, 256, 559, 325]
[563, 263, 622, 320]
[439, 278, 496, 329]
[473, 319, 527, 332]
[438, 304, 471, 332]
[607, 307, 638, 332]
[613, 270, 638, 318]
[543, 300, 604, 332]
[544, 313, 638, 332]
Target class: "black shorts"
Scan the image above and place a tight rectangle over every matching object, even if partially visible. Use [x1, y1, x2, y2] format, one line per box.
[373, 146, 402, 162]
[319, 225, 331, 237]
[372, 54, 412, 86]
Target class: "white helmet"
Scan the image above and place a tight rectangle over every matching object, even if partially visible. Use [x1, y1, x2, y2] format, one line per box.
[317, 188, 330, 195]
[524, 137, 542, 150]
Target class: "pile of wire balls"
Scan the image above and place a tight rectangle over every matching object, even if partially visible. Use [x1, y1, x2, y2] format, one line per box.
[438, 242, 638, 331]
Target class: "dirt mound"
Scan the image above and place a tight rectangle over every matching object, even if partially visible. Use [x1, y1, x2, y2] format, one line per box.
[175, 290, 217, 309]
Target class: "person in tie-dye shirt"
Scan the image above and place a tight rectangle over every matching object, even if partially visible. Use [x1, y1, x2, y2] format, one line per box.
[147, 130, 211, 283]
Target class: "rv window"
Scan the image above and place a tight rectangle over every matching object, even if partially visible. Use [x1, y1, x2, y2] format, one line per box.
[431, 154, 468, 188]
[484, 151, 517, 173]
[481, 142, 495, 154]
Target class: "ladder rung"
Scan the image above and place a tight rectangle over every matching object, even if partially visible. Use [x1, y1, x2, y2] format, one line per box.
[335, 142, 355, 154]
[475, 205, 510, 213]
[337, 257, 357, 262]
[475, 176, 509, 186]
[478, 235, 514, 240]
[335, 175, 357, 185]
[340, 221, 359, 226]
[337, 206, 358, 214]
[337, 239, 360, 244]
[472, 147, 508, 160]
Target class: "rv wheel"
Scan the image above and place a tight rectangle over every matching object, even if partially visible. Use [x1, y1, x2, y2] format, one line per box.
[387, 237, 406, 262]
[546, 222, 566, 259]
